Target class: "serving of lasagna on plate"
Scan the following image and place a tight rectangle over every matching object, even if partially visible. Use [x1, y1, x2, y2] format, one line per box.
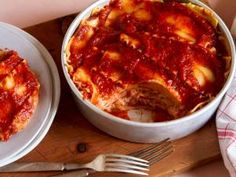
[0, 49, 40, 141]
[66, 0, 231, 122]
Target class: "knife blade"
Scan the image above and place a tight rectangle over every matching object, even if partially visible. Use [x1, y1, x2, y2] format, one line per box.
[0, 162, 84, 172]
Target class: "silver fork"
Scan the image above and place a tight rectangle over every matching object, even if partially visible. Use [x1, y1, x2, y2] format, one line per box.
[49, 154, 149, 177]
[0, 154, 149, 176]
[52, 139, 173, 177]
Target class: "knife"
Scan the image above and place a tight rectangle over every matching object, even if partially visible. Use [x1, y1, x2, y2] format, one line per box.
[0, 162, 89, 172]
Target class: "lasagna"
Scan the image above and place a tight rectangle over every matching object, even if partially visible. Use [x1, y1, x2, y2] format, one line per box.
[66, 0, 230, 122]
[0, 49, 40, 141]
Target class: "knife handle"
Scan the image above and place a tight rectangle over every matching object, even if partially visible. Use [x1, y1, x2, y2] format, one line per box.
[51, 170, 90, 177]
[0, 162, 64, 172]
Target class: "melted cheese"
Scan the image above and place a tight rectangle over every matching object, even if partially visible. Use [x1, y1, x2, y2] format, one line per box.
[73, 67, 98, 102]
[134, 9, 151, 21]
[103, 50, 121, 61]
[120, 33, 140, 49]
[105, 9, 122, 27]
[82, 17, 99, 27]
[15, 85, 27, 96]
[73, 67, 91, 83]
[165, 14, 196, 43]
[120, 0, 136, 13]
[193, 64, 215, 86]
[1, 76, 15, 90]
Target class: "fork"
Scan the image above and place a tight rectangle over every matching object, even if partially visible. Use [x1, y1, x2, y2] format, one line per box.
[62, 154, 149, 175]
[0, 154, 149, 176]
[51, 154, 149, 177]
[53, 139, 173, 177]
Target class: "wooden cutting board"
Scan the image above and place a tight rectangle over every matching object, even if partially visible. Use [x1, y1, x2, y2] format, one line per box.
[0, 15, 221, 177]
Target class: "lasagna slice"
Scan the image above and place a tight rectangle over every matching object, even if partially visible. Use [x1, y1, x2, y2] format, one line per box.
[0, 50, 40, 141]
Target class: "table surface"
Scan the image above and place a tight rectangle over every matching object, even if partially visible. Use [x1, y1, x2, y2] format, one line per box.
[0, 0, 235, 177]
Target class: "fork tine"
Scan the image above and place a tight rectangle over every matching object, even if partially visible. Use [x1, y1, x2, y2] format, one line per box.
[146, 143, 173, 160]
[137, 141, 173, 160]
[105, 154, 149, 163]
[105, 162, 149, 171]
[105, 158, 149, 167]
[130, 138, 170, 157]
[149, 148, 174, 165]
[128, 138, 173, 166]
[105, 168, 148, 176]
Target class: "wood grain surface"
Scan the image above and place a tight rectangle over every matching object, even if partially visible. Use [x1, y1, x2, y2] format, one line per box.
[0, 15, 221, 177]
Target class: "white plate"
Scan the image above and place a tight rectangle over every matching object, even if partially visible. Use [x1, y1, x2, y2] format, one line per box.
[0, 22, 60, 167]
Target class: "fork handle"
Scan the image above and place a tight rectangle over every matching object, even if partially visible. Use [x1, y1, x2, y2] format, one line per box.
[51, 170, 91, 177]
[64, 163, 91, 170]
[0, 162, 65, 172]
[0, 162, 93, 172]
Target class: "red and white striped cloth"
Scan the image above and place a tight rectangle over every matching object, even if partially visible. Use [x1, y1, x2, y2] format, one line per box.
[216, 21, 236, 177]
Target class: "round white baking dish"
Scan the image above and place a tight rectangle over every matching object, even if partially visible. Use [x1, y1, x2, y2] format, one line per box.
[62, 0, 236, 143]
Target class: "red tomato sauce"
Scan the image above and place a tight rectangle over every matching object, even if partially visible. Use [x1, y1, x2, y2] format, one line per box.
[0, 51, 39, 140]
[68, 0, 227, 121]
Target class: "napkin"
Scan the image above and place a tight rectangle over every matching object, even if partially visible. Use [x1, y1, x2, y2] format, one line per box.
[216, 19, 236, 177]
